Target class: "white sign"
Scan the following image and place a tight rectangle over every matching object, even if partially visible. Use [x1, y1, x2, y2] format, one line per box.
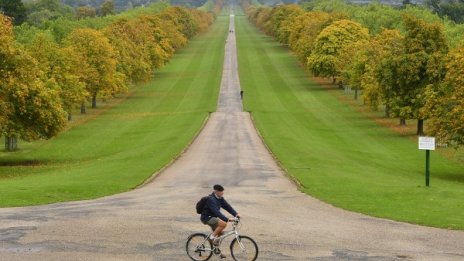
[419, 136, 435, 150]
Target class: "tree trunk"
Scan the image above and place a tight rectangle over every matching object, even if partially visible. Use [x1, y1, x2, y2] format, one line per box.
[81, 102, 86, 114]
[417, 119, 424, 136]
[68, 111, 72, 121]
[400, 119, 406, 126]
[92, 92, 97, 108]
[385, 104, 390, 118]
[332, 77, 336, 84]
[5, 136, 17, 151]
[354, 87, 358, 100]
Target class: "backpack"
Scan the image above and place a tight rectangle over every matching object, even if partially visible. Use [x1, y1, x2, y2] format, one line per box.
[196, 195, 211, 214]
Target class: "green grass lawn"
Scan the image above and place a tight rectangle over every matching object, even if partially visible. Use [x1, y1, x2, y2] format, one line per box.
[0, 16, 229, 207]
[235, 15, 464, 229]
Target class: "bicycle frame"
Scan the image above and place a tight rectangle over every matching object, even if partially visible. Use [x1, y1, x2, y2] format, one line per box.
[197, 220, 241, 250]
[207, 228, 239, 246]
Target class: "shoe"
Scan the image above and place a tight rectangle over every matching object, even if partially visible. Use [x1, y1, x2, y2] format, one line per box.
[212, 238, 220, 246]
[220, 253, 227, 259]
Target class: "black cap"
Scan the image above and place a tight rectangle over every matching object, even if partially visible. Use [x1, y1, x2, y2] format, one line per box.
[213, 184, 224, 191]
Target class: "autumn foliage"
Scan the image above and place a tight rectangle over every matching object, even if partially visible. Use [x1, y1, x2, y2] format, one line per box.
[0, 4, 219, 150]
[243, 1, 464, 147]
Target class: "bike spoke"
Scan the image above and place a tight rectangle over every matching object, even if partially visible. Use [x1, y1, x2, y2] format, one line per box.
[231, 236, 258, 261]
[186, 234, 213, 261]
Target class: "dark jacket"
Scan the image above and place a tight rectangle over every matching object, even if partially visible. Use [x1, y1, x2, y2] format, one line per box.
[200, 192, 237, 222]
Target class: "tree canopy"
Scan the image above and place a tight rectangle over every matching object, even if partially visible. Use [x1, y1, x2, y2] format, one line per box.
[243, 0, 464, 147]
[1, 3, 220, 150]
[0, 0, 27, 24]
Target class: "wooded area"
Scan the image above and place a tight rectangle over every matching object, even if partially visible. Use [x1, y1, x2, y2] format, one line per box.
[0, 0, 224, 151]
[241, 0, 464, 148]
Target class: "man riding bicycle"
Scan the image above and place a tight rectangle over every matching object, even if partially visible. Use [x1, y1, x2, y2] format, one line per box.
[200, 184, 240, 249]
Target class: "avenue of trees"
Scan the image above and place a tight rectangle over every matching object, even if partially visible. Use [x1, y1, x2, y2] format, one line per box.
[1, 2, 222, 151]
[241, 0, 464, 148]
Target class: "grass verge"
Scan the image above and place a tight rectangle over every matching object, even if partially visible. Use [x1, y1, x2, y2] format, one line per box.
[235, 15, 464, 229]
[0, 16, 229, 207]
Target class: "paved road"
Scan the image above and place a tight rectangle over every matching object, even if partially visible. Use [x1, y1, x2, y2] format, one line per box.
[1, 14, 464, 261]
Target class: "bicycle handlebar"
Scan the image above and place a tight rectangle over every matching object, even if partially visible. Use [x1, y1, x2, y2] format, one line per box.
[230, 217, 240, 225]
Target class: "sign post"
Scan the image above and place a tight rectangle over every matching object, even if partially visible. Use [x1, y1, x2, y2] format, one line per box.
[418, 137, 435, 187]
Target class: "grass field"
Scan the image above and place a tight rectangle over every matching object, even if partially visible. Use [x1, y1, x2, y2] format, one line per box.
[0, 16, 229, 207]
[235, 15, 464, 229]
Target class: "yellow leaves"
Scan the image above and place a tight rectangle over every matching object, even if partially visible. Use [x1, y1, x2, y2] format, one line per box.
[307, 19, 369, 78]
[65, 28, 120, 96]
[1, 47, 67, 140]
[402, 14, 448, 54]
[190, 9, 214, 33]
[2, 5, 213, 143]
[0, 14, 13, 41]
[245, 3, 464, 145]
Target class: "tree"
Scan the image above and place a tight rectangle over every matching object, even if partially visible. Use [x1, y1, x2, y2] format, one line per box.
[77, 6, 96, 19]
[363, 29, 404, 117]
[28, 33, 88, 121]
[1, 15, 67, 150]
[100, 0, 115, 16]
[440, 1, 464, 23]
[104, 18, 153, 84]
[25, 0, 62, 17]
[288, 11, 344, 63]
[339, 39, 370, 100]
[349, 1, 401, 36]
[190, 9, 214, 33]
[123, 15, 173, 72]
[27, 9, 55, 27]
[254, 7, 272, 32]
[424, 45, 464, 147]
[24, 0, 75, 27]
[160, 7, 197, 39]
[0, 0, 26, 25]
[65, 28, 125, 111]
[375, 15, 448, 135]
[270, 4, 304, 44]
[0, 15, 14, 137]
[425, 0, 442, 14]
[307, 19, 369, 83]
[305, 0, 351, 13]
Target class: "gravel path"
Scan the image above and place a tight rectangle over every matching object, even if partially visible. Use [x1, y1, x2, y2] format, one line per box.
[1, 14, 463, 261]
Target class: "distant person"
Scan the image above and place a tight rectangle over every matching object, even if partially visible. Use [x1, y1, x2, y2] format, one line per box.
[200, 184, 240, 250]
[240, 90, 243, 100]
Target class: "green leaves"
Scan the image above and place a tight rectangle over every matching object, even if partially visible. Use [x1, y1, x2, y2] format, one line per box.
[425, 46, 464, 147]
[0, 32, 66, 142]
[244, 2, 464, 146]
[375, 15, 448, 131]
[1, 5, 216, 149]
[0, 0, 27, 25]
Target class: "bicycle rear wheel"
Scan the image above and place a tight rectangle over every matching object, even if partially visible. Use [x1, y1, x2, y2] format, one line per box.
[186, 233, 213, 261]
[230, 235, 258, 261]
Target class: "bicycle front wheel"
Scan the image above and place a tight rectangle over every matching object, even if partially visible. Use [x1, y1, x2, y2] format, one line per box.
[230, 235, 258, 261]
[186, 233, 213, 261]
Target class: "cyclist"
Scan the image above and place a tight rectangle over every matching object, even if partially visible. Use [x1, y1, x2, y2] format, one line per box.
[200, 184, 240, 248]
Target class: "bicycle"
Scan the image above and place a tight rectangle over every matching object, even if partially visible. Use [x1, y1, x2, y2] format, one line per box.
[186, 218, 258, 261]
